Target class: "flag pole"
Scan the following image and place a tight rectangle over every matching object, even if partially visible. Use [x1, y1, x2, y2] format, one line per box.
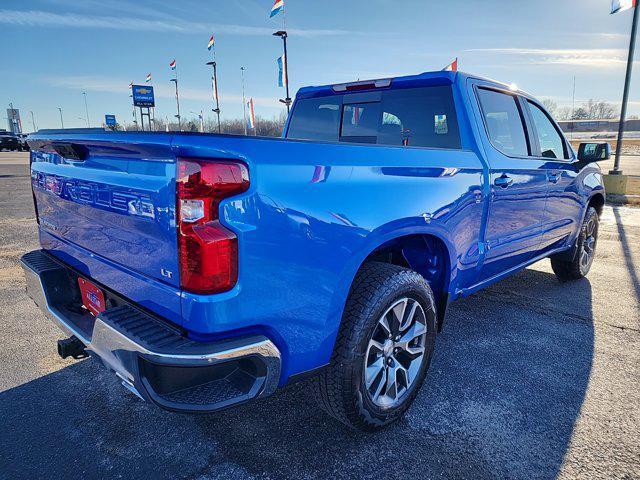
[611, 3, 639, 175]
[170, 64, 181, 131]
[241, 66, 248, 135]
[273, 30, 291, 113]
[273, 2, 291, 114]
[282, 31, 291, 114]
[130, 84, 138, 131]
[570, 75, 576, 141]
[205, 61, 222, 133]
[205, 43, 222, 134]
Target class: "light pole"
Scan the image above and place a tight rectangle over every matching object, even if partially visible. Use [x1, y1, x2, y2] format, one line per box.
[273, 30, 291, 114]
[206, 61, 222, 133]
[170, 78, 181, 131]
[570, 76, 576, 141]
[82, 92, 90, 127]
[57, 107, 64, 129]
[241, 66, 248, 135]
[611, 4, 639, 175]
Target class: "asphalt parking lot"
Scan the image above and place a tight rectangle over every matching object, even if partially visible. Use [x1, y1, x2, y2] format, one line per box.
[0, 151, 638, 479]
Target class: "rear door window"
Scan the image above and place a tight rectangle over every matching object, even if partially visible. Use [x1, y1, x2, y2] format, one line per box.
[377, 86, 460, 149]
[477, 88, 529, 157]
[288, 86, 461, 149]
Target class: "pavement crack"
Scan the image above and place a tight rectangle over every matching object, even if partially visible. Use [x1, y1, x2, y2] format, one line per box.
[603, 323, 640, 333]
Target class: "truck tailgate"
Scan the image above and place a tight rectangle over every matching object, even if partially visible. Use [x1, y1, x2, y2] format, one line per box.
[29, 133, 180, 309]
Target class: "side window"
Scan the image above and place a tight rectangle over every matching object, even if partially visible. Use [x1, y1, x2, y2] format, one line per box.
[477, 88, 529, 157]
[527, 102, 569, 159]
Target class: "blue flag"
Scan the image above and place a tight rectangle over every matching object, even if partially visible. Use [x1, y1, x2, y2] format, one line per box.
[277, 54, 287, 87]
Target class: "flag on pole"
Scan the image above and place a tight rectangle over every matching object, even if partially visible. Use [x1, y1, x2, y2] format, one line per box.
[277, 54, 287, 87]
[169, 59, 176, 70]
[207, 35, 215, 51]
[611, 0, 637, 13]
[443, 58, 458, 72]
[270, 0, 284, 17]
[145, 73, 152, 82]
[247, 98, 256, 130]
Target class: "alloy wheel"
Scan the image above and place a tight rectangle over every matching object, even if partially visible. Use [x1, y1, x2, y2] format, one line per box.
[363, 297, 427, 408]
[580, 216, 597, 271]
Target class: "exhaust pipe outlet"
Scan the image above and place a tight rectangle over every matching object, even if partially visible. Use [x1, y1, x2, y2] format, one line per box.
[57, 336, 88, 360]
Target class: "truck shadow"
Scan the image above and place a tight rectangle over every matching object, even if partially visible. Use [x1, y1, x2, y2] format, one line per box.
[0, 267, 594, 480]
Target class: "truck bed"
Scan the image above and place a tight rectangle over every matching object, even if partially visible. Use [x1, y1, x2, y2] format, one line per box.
[28, 128, 484, 378]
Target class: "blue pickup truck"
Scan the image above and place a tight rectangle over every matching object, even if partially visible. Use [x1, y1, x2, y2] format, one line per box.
[22, 71, 607, 430]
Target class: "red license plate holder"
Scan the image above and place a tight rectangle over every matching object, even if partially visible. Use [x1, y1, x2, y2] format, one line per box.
[78, 277, 106, 316]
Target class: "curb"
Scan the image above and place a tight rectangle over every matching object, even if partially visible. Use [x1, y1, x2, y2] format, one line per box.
[606, 194, 640, 206]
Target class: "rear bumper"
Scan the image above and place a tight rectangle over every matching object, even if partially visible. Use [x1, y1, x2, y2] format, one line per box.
[21, 249, 281, 413]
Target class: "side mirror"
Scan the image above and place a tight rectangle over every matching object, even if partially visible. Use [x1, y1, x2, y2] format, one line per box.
[578, 142, 611, 162]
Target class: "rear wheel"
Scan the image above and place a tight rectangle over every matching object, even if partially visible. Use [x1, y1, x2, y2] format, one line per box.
[313, 262, 437, 430]
[551, 206, 599, 281]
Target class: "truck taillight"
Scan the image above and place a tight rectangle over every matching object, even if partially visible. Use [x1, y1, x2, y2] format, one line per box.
[177, 158, 249, 294]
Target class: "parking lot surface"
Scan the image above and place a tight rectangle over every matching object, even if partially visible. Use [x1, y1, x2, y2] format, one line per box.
[0, 152, 638, 479]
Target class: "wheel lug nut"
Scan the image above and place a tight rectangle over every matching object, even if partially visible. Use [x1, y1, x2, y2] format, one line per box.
[395, 336, 401, 341]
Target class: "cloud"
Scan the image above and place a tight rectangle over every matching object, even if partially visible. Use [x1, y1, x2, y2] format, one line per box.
[465, 48, 627, 68]
[45, 75, 282, 109]
[0, 9, 351, 38]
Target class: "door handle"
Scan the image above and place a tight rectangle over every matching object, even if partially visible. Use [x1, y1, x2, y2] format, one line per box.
[494, 174, 513, 188]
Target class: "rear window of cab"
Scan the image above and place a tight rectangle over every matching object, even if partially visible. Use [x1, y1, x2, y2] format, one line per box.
[286, 86, 461, 150]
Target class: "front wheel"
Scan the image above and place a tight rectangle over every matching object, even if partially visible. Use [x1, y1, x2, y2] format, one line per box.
[551, 206, 599, 281]
[313, 262, 437, 431]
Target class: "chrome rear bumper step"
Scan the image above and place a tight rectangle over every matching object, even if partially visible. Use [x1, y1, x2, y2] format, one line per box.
[21, 249, 281, 413]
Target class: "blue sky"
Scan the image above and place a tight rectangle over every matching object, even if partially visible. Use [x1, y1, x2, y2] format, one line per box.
[1, 0, 639, 131]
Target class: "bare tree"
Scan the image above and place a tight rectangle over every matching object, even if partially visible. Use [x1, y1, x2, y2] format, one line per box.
[123, 112, 288, 137]
[556, 107, 573, 121]
[570, 99, 619, 120]
[572, 107, 589, 120]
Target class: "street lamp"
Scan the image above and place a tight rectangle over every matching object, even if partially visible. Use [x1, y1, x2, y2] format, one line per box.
[82, 92, 90, 128]
[170, 78, 181, 131]
[57, 107, 64, 129]
[273, 30, 291, 113]
[241, 66, 247, 135]
[611, 3, 639, 175]
[206, 61, 221, 133]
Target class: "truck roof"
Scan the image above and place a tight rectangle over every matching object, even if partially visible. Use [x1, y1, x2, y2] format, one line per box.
[296, 70, 520, 100]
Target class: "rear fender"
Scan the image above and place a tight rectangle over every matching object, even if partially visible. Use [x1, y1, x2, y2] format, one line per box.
[319, 222, 457, 360]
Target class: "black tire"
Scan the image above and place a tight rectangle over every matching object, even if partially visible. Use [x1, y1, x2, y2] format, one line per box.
[551, 206, 599, 281]
[313, 262, 437, 431]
